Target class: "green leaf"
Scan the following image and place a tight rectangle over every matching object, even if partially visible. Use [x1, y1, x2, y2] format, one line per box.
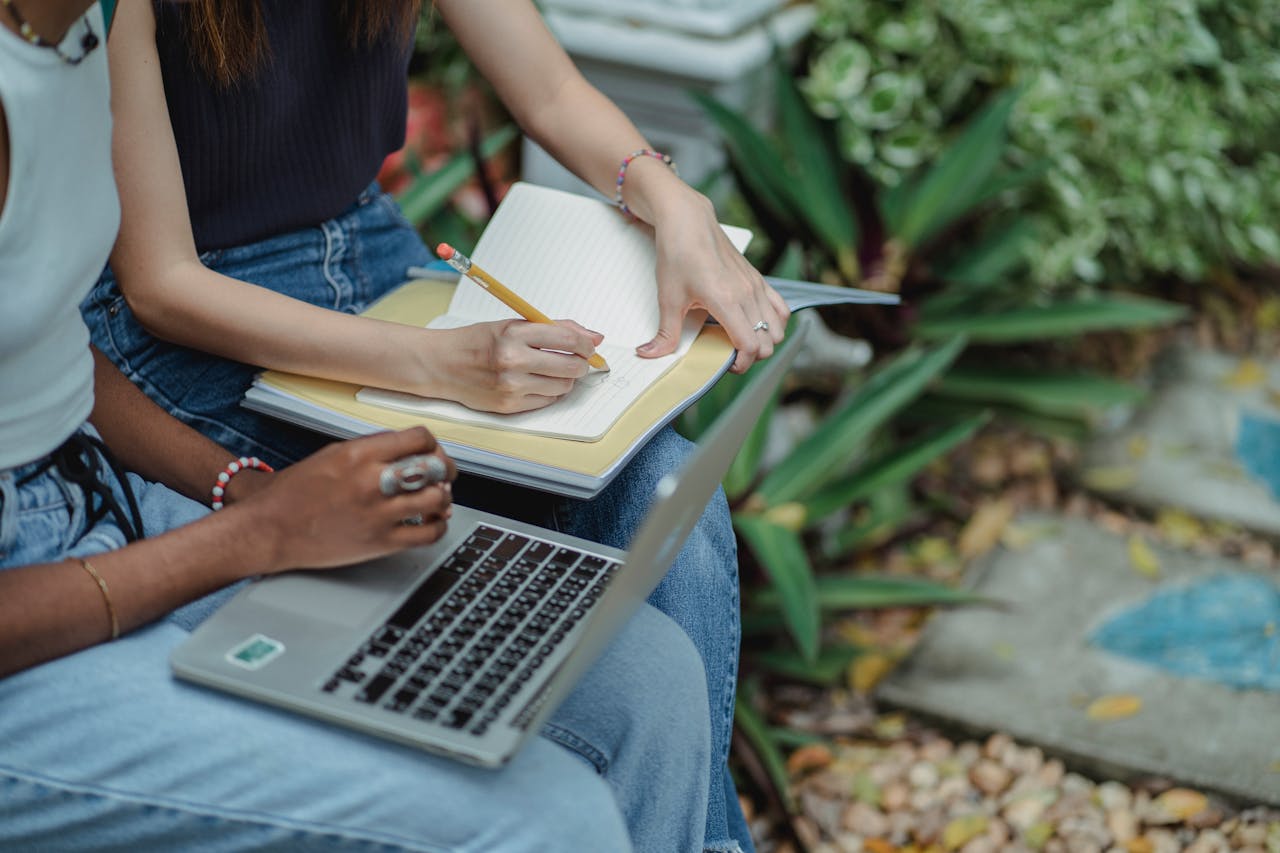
[915, 295, 1186, 343]
[774, 60, 860, 278]
[756, 574, 993, 610]
[884, 88, 1021, 248]
[396, 124, 518, 226]
[678, 369, 748, 442]
[734, 696, 795, 812]
[754, 644, 863, 686]
[933, 367, 1146, 422]
[724, 377, 783, 500]
[756, 335, 967, 505]
[691, 90, 800, 229]
[905, 396, 1092, 441]
[934, 217, 1038, 290]
[803, 412, 990, 522]
[959, 159, 1050, 217]
[825, 488, 916, 557]
[766, 726, 828, 749]
[735, 515, 820, 662]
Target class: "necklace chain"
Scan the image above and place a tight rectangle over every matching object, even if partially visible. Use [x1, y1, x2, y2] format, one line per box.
[0, 0, 99, 66]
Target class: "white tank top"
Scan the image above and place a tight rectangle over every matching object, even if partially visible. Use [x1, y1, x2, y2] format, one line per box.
[0, 6, 118, 468]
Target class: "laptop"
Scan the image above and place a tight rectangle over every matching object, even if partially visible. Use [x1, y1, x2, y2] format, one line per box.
[172, 313, 810, 767]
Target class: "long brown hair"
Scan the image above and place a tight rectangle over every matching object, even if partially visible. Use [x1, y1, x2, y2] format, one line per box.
[179, 1, 422, 87]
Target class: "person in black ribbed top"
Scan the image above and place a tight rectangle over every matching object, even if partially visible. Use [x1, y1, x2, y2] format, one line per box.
[85, 4, 781, 850]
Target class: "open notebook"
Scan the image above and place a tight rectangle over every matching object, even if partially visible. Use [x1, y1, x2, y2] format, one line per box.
[355, 183, 750, 441]
[243, 183, 899, 498]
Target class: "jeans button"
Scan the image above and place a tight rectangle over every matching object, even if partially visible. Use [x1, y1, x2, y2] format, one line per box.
[109, 301, 121, 316]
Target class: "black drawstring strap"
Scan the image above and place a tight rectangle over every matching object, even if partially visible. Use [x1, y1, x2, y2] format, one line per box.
[17, 431, 146, 543]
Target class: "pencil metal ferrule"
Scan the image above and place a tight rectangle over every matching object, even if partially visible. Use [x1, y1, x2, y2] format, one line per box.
[444, 252, 473, 276]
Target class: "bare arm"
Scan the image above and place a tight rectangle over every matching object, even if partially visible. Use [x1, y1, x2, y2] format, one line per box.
[0, 426, 456, 678]
[89, 346, 268, 504]
[105, 0, 599, 414]
[437, 0, 790, 372]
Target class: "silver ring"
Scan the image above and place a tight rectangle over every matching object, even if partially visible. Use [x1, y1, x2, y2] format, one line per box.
[752, 320, 769, 332]
[379, 454, 448, 497]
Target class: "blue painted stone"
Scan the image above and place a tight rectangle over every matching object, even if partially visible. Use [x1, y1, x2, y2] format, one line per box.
[1090, 573, 1280, 691]
[1237, 408, 1280, 501]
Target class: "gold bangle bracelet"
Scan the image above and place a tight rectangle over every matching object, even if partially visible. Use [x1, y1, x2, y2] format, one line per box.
[77, 557, 119, 640]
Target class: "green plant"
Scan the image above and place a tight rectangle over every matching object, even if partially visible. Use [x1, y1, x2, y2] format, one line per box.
[803, 0, 1280, 287]
[691, 56, 1187, 823]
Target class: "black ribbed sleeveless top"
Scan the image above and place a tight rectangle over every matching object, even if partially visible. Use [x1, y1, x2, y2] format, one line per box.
[155, 1, 412, 252]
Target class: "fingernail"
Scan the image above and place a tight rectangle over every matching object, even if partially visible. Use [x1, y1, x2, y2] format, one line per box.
[636, 342, 654, 354]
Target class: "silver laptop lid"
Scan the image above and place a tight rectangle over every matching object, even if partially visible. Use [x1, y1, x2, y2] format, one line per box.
[518, 312, 812, 735]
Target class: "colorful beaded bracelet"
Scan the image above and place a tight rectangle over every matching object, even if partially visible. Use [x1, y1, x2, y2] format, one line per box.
[210, 456, 274, 511]
[613, 149, 678, 217]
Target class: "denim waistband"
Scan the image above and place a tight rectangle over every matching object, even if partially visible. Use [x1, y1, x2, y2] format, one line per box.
[4, 426, 145, 544]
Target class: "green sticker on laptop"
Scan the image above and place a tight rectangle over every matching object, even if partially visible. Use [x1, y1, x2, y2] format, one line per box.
[227, 634, 285, 669]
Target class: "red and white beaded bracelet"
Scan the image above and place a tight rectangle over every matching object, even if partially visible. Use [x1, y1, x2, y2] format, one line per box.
[210, 456, 274, 511]
[613, 148, 678, 218]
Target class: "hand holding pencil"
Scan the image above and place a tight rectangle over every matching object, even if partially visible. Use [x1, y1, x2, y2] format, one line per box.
[435, 244, 609, 372]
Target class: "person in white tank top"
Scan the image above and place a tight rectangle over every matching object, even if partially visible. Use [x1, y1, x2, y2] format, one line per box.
[0, 3, 712, 850]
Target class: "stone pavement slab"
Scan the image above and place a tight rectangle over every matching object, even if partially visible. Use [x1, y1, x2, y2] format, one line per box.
[877, 513, 1280, 805]
[1083, 345, 1280, 538]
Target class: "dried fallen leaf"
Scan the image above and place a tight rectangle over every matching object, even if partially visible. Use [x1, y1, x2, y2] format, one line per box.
[958, 498, 1016, 559]
[786, 743, 833, 777]
[1125, 838, 1154, 853]
[850, 652, 894, 692]
[1149, 788, 1209, 821]
[762, 501, 807, 532]
[942, 813, 988, 850]
[1001, 521, 1062, 551]
[1085, 694, 1143, 720]
[1223, 359, 1267, 389]
[1082, 465, 1139, 492]
[863, 839, 897, 853]
[1023, 820, 1055, 850]
[872, 712, 907, 740]
[1259, 296, 1280, 332]
[1128, 535, 1161, 579]
[1156, 508, 1204, 548]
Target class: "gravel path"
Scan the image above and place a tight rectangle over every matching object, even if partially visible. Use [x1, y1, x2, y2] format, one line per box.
[755, 726, 1279, 853]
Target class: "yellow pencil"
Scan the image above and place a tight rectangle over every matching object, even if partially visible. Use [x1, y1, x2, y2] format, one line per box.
[435, 243, 609, 371]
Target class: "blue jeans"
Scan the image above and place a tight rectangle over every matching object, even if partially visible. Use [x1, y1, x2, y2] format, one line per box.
[0, 426, 711, 852]
[84, 185, 750, 852]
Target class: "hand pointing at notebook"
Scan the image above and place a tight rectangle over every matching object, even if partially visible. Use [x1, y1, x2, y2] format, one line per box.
[621, 164, 790, 375]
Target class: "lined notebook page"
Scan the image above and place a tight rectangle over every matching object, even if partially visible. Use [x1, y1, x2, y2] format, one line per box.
[442, 182, 667, 344]
[357, 183, 749, 441]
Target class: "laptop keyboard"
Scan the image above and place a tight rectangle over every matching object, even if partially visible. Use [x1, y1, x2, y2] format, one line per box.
[321, 524, 619, 737]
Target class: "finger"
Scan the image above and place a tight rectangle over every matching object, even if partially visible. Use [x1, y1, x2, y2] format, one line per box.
[349, 426, 439, 464]
[382, 484, 453, 522]
[765, 286, 790, 343]
[388, 516, 451, 549]
[719, 304, 763, 373]
[516, 321, 600, 361]
[636, 298, 687, 359]
[517, 347, 594, 382]
[556, 319, 605, 346]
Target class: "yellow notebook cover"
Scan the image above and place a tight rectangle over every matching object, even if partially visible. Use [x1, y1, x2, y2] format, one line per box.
[248, 279, 735, 495]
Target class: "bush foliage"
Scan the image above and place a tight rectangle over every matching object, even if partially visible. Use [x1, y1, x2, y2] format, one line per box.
[803, 0, 1280, 288]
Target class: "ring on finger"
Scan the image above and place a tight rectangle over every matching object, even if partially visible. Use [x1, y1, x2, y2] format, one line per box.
[752, 320, 770, 332]
[379, 454, 448, 497]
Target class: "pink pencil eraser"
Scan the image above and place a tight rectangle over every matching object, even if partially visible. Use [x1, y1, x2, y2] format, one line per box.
[435, 243, 455, 260]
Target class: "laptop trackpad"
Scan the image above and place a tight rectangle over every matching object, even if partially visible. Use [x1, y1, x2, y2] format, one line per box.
[244, 555, 419, 629]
